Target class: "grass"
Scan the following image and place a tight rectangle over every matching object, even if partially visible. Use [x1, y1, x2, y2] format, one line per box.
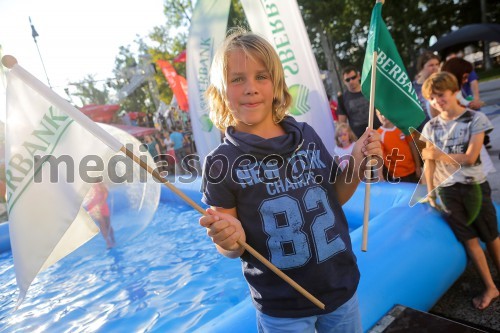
[477, 66, 500, 82]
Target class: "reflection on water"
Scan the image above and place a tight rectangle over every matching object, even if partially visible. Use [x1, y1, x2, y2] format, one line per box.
[0, 204, 248, 332]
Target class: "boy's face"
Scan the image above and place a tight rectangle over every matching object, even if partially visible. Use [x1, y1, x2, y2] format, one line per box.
[226, 49, 275, 131]
[428, 89, 458, 113]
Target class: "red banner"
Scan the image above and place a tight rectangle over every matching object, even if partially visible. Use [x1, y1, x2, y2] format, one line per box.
[178, 75, 188, 100]
[173, 49, 186, 63]
[79, 104, 120, 123]
[157, 60, 189, 111]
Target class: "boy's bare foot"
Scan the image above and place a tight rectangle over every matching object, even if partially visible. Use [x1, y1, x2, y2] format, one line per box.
[472, 288, 499, 310]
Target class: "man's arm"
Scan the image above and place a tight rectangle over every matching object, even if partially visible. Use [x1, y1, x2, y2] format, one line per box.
[337, 94, 348, 123]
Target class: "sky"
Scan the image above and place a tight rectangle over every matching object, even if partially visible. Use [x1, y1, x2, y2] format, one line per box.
[0, 0, 166, 94]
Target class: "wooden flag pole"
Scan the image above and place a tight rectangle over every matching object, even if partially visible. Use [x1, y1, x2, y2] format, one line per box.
[361, 49, 377, 252]
[120, 147, 325, 309]
[2, 55, 325, 310]
[362, 0, 384, 252]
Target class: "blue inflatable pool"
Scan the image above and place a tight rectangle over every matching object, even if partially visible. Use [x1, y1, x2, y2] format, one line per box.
[196, 182, 469, 332]
[0, 180, 498, 332]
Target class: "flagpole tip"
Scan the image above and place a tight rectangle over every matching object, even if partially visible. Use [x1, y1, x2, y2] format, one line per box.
[1, 55, 18, 69]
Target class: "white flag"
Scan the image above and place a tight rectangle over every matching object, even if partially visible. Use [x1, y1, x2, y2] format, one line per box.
[187, 0, 231, 162]
[241, 0, 336, 155]
[5, 70, 111, 304]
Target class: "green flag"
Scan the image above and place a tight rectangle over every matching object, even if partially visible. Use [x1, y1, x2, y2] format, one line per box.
[361, 2, 425, 135]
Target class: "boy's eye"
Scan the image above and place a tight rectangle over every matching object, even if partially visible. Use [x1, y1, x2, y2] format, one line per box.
[257, 74, 269, 80]
[231, 77, 243, 83]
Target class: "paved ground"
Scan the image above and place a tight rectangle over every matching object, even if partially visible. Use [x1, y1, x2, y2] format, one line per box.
[485, 110, 500, 204]
[480, 78, 500, 204]
[429, 79, 500, 333]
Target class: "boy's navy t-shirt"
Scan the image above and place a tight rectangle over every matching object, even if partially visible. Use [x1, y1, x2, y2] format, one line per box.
[202, 116, 360, 318]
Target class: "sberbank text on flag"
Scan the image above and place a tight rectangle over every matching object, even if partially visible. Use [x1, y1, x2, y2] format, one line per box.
[5, 68, 111, 305]
[361, 2, 425, 135]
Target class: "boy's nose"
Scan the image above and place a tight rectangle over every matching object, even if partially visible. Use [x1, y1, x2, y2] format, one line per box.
[244, 79, 258, 95]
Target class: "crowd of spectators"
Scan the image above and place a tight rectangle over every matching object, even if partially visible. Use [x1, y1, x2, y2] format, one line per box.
[330, 49, 498, 311]
[117, 105, 197, 177]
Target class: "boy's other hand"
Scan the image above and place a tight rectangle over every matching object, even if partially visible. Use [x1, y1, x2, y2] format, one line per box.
[199, 208, 246, 254]
[427, 195, 444, 213]
[422, 146, 441, 160]
[353, 128, 383, 164]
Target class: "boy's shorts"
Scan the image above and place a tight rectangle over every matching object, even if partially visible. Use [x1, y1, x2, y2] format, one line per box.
[438, 182, 498, 243]
[256, 292, 362, 333]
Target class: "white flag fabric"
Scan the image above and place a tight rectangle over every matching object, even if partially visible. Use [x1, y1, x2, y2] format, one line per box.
[240, 0, 336, 155]
[5, 70, 111, 304]
[187, 0, 231, 162]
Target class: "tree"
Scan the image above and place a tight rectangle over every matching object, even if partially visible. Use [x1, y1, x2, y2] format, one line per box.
[110, 44, 155, 114]
[70, 1, 195, 113]
[228, 0, 248, 29]
[71, 74, 110, 106]
[161, 0, 194, 30]
[147, 25, 188, 106]
[71, 0, 500, 114]
[297, 0, 499, 92]
[143, 0, 194, 109]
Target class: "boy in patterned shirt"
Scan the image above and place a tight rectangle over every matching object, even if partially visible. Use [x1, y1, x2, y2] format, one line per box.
[421, 71, 499, 310]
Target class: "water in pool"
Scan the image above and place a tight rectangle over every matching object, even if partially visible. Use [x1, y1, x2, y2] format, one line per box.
[0, 203, 249, 332]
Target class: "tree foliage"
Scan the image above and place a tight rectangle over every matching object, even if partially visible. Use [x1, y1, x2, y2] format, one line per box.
[110, 44, 155, 113]
[71, 0, 194, 111]
[228, 0, 249, 30]
[298, 0, 499, 77]
[70, 0, 499, 108]
[132, 0, 193, 111]
[71, 74, 110, 106]
[162, 0, 194, 30]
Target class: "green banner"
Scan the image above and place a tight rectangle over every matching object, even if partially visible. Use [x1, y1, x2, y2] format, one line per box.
[361, 2, 425, 135]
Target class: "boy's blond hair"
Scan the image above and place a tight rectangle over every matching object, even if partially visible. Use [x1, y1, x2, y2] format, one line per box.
[205, 28, 292, 131]
[335, 122, 357, 146]
[422, 71, 459, 100]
